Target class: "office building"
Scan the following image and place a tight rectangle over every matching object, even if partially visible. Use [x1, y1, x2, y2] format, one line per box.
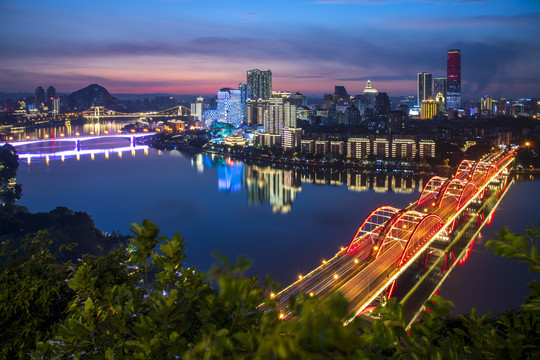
[417, 72, 432, 106]
[247, 69, 272, 100]
[419, 139, 436, 158]
[282, 128, 302, 151]
[46, 86, 56, 109]
[217, 88, 243, 127]
[421, 99, 437, 119]
[433, 77, 447, 110]
[347, 138, 371, 159]
[375, 92, 390, 119]
[363, 80, 378, 108]
[373, 138, 390, 158]
[391, 138, 416, 159]
[190, 96, 204, 121]
[387, 111, 408, 134]
[238, 83, 248, 120]
[447, 49, 461, 110]
[35, 86, 45, 110]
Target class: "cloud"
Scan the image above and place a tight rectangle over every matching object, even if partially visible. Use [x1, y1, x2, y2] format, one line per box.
[389, 12, 540, 29]
[336, 75, 414, 81]
[244, 12, 262, 17]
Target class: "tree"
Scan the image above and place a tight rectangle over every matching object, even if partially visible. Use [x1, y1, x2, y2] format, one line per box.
[0, 231, 74, 359]
[0, 143, 22, 210]
[28, 221, 540, 359]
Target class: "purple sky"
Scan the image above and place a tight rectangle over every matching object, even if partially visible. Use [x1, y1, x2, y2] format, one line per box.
[1, 0, 539, 98]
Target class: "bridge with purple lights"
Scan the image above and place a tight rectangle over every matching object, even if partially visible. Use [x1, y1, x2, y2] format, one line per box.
[1, 133, 155, 162]
[269, 150, 515, 326]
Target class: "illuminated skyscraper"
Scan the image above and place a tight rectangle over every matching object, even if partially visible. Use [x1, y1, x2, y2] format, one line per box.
[363, 80, 378, 108]
[417, 72, 432, 106]
[446, 49, 461, 110]
[217, 88, 243, 128]
[433, 78, 447, 108]
[247, 69, 272, 100]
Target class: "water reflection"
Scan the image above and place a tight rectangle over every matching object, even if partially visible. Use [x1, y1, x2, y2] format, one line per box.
[1, 120, 133, 141]
[191, 153, 431, 214]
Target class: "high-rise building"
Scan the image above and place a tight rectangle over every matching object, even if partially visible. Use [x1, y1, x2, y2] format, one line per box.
[35, 86, 45, 110]
[334, 86, 349, 103]
[46, 86, 56, 109]
[417, 73, 432, 106]
[282, 128, 302, 151]
[263, 98, 297, 134]
[247, 69, 272, 100]
[421, 99, 437, 119]
[375, 92, 390, 119]
[433, 77, 448, 111]
[363, 80, 378, 108]
[190, 96, 204, 121]
[238, 83, 248, 120]
[447, 49, 461, 110]
[217, 88, 243, 127]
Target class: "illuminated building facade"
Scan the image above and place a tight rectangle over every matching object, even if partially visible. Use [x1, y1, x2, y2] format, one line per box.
[421, 99, 437, 119]
[217, 88, 243, 127]
[373, 138, 390, 158]
[330, 141, 345, 156]
[419, 139, 436, 158]
[391, 138, 416, 159]
[481, 96, 493, 113]
[347, 138, 371, 158]
[282, 127, 302, 151]
[247, 69, 272, 100]
[315, 140, 329, 155]
[300, 139, 315, 154]
[363, 80, 378, 108]
[446, 49, 461, 110]
[433, 77, 447, 110]
[417, 72, 432, 106]
[190, 96, 204, 121]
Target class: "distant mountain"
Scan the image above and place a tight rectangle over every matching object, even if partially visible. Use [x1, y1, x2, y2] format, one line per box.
[68, 84, 122, 111]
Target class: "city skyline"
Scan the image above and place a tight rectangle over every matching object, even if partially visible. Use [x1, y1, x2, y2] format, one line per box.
[1, 0, 539, 98]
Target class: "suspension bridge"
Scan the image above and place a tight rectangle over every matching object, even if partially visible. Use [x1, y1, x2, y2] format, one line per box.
[82, 105, 191, 121]
[270, 150, 515, 325]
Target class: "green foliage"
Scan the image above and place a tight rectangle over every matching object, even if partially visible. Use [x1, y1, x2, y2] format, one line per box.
[0, 143, 22, 210]
[33, 220, 267, 359]
[21, 220, 540, 359]
[0, 231, 74, 360]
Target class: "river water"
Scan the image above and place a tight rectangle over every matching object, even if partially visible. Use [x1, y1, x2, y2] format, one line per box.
[14, 138, 540, 315]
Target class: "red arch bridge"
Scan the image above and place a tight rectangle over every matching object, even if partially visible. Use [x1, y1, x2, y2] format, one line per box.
[269, 150, 515, 324]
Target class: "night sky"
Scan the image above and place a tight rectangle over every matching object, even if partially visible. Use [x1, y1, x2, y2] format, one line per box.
[1, 0, 539, 98]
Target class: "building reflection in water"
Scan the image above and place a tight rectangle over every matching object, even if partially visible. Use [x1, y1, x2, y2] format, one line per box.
[192, 154, 429, 214]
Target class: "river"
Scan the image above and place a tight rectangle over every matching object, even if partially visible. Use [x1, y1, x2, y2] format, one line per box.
[13, 138, 540, 315]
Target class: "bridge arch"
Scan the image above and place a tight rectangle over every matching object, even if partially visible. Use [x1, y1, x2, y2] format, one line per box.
[471, 161, 491, 185]
[417, 176, 448, 206]
[346, 206, 399, 253]
[457, 181, 479, 210]
[456, 160, 475, 179]
[373, 209, 426, 259]
[398, 214, 445, 266]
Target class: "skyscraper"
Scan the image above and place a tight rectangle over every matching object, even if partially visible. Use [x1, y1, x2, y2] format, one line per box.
[363, 80, 378, 108]
[217, 88, 243, 128]
[446, 49, 461, 110]
[417, 72, 432, 106]
[247, 69, 272, 100]
[46, 86, 56, 109]
[35, 86, 45, 110]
